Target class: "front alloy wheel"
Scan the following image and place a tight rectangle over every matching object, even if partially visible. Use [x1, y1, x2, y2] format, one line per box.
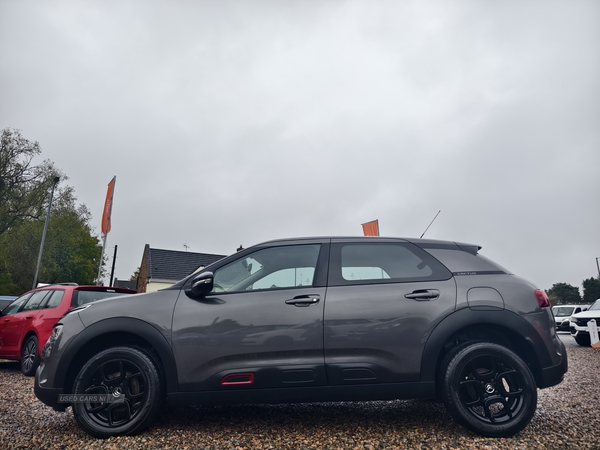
[71, 346, 162, 438]
[441, 342, 537, 437]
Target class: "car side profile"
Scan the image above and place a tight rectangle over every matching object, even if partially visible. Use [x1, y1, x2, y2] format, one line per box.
[34, 237, 567, 438]
[0, 284, 136, 375]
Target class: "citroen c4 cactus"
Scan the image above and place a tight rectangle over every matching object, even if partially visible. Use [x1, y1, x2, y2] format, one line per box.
[35, 237, 567, 438]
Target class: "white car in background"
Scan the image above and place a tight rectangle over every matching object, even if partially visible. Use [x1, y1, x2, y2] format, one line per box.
[552, 304, 588, 331]
[569, 299, 600, 346]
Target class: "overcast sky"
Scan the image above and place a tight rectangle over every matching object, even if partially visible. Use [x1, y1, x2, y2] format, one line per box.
[1, 0, 599, 293]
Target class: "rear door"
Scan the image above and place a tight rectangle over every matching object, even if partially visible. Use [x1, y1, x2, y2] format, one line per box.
[172, 240, 329, 391]
[324, 239, 456, 384]
[31, 289, 68, 349]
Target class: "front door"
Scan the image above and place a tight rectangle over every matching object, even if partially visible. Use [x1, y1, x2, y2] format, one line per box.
[172, 241, 329, 391]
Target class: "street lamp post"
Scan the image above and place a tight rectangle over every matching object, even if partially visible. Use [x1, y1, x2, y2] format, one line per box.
[32, 176, 60, 289]
[596, 257, 600, 279]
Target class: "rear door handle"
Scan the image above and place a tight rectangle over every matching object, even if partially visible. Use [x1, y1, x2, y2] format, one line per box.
[404, 289, 440, 301]
[285, 295, 320, 307]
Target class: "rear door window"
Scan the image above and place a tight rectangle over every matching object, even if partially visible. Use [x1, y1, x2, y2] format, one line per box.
[329, 242, 452, 286]
[43, 290, 65, 309]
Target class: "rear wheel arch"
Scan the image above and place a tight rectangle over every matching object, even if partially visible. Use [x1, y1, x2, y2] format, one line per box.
[422, 309, 550, 388]
[57, 318, 178, 395]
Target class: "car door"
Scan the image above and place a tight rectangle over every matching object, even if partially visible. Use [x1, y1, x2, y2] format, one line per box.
[0, 293, 33, 358]
[31, 289, 67, 349]
[0, 290, 51, 357]
[172, 240, 329, 392]
[324, 239, 456, 385]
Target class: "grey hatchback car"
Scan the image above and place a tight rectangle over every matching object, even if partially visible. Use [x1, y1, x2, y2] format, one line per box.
[35, 237, 567, 438]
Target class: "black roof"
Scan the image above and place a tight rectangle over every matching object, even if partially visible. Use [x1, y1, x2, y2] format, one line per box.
[147, 248, 226, 282]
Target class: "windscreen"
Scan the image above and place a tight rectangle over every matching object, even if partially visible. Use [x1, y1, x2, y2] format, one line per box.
[553, 306, 575, 317]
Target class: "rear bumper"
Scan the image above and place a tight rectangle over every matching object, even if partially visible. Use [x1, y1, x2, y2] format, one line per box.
[539, 339, 568, 389]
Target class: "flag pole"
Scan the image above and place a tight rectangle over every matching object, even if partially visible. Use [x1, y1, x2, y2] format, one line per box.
[97, 233, 107, 285]
[97, 176, 116, 285]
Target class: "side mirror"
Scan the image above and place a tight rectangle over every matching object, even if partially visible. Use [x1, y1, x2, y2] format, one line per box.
[186, 272, 214, 298]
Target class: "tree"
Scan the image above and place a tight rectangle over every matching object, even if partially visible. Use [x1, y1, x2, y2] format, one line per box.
[0, 128, 61, 236]
[0, 273, 19, 296]
[0, 186, 103, 293]
[546, 282, 582, 306]
[130, 267, 141, 282]
[583, 277, 600, 304]
[0, 128, 104, 293]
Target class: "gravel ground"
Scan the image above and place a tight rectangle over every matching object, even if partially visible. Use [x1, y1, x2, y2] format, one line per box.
[1, 338, 598, 450]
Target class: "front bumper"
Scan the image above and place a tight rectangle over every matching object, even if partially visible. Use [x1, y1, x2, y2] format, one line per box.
[34, 362, 66, 412]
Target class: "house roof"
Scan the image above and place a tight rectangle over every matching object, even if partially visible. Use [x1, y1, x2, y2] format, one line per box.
[146, 248, 226, 282]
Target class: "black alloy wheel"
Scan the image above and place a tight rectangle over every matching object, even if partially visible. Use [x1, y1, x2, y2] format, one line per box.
[71, 346, 162, 438]
[21, 335, 40, 376]
[441, 342, 537, 437]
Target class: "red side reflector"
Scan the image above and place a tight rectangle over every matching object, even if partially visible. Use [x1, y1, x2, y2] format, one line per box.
[221, 373, 255, 386]
[534, 290, 550, 308]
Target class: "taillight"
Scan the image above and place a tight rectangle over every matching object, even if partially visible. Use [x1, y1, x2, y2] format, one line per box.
[534, 290, 550, 308]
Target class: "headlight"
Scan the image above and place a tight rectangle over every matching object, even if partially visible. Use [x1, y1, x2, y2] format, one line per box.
[42, 325, 63, 359]
[569, 317, 577, 323]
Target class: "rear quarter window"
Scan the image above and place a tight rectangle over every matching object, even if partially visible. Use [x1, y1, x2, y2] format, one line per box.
[423, 248, 511, 274]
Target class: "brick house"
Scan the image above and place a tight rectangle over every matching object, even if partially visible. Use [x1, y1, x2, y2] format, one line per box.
[136, 245, 226, 293]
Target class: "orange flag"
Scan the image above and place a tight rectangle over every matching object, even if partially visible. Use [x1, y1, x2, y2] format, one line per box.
[101, 177, 116, 236]
[362, 219, 379, 236]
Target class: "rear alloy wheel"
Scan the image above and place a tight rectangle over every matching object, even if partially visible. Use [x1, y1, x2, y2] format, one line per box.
[574, 334, 591, 346]
[71, 346, 162, 438]
[21, 335, 41, 376]
[441, 342, 537, 437]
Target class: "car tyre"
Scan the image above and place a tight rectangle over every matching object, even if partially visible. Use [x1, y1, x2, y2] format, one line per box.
[441, 342, 537, 437]
[72, 346, 163, 438]
[21, 335, 41, 376]
[574, 334, 591, 346]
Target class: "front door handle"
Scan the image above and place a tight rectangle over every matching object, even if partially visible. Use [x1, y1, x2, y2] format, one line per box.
[285, 295, 320, 307]
[404, 289, 440, 301]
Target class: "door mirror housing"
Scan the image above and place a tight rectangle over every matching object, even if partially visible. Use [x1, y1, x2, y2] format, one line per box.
[186, 272, 214, 298]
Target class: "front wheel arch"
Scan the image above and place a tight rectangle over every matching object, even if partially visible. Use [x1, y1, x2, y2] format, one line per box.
[57, 318, 178, 396]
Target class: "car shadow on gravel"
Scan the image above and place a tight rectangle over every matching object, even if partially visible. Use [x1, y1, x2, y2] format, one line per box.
[152, 399, 464, 441]
[0, 359, 20, 372]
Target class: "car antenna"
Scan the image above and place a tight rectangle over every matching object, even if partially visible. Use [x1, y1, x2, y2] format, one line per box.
[420, 210, 441, 238]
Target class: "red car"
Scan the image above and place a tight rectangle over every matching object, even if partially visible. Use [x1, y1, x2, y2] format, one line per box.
[0, 284, 136, 375]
